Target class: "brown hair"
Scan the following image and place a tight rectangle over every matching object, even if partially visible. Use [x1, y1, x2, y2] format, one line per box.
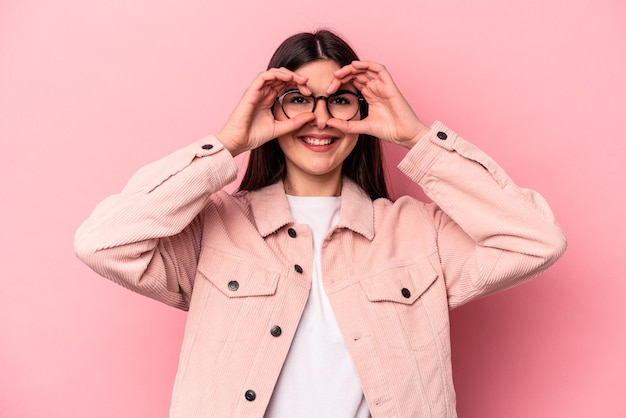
[238, 30, 389, 200]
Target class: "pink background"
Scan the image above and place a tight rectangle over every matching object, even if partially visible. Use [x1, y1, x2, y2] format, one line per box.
[1, 0, 624, 416]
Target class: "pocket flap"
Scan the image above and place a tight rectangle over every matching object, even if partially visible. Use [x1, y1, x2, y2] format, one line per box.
[360, 260, 438, 305]
[197, 248, 279, 298]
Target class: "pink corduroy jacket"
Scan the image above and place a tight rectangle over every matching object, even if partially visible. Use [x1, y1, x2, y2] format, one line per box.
[75, 121, 566, 417]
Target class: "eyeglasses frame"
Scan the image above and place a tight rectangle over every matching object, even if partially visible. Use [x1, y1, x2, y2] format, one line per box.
[275, 88, 366, 121]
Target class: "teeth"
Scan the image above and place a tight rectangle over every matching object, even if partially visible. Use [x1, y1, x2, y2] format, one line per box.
[302, 137, 333, 146]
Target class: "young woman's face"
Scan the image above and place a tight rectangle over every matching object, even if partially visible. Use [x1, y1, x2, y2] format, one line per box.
[275, 60, 360, 196]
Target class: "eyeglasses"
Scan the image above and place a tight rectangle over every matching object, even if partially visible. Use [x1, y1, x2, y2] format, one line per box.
[275, 89, 365, 121]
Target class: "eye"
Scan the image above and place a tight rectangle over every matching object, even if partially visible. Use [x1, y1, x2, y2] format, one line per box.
[329, 93, 355, 106]
[286, 92, 312, 105]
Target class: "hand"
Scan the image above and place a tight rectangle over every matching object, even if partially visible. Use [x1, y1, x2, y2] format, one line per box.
[216, 68, 316, 156]
[326, 61, 430, 148]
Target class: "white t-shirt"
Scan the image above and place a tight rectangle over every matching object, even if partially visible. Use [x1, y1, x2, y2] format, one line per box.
[264, 195, 370, 418]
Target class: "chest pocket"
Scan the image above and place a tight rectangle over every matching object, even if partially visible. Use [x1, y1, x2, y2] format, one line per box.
[193, 247, 280, 343]
[196, 247, 279, 297]
[359, 259, 448, 350]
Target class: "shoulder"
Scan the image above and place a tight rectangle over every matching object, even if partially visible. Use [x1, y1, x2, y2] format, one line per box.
[371, 195, 440, 233]
[373, 195, 432, 217]
[203, 189, 255, 220]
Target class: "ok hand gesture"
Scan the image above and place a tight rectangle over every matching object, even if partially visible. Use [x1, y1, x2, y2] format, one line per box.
[216, 68, 315, 156]
[326, 61, 431, 148]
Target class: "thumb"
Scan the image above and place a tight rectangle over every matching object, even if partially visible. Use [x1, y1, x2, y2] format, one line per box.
[273, 113, 315, 138]
[326, 118, 365, 135]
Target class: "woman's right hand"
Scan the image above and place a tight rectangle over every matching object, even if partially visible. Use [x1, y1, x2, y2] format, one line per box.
[216, 68, 316, 157]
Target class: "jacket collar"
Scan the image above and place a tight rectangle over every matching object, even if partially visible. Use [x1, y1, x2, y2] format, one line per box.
[249, 178, 375, 240]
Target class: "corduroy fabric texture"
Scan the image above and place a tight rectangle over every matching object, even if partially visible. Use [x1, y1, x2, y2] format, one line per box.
[75, 121, 567, 417]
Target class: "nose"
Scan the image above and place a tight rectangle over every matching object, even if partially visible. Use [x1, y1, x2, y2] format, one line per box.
[310, 96, 331, 129]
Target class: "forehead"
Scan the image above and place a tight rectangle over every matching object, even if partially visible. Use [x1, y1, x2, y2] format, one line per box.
[295, 59, 341, 76]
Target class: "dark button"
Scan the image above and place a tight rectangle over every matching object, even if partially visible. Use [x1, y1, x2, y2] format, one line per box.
[270, 325, 282, 337]
[294, 264, 303, 274]
[244, 390, 256, 401]
[401, 288, 411, 298]
[227, 280, 239, 291]
[436, 131, 448, 140]
[287, 228, 297, 238]
[202, 144, 214, 150]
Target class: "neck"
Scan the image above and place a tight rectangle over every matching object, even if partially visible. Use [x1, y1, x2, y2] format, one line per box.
[283, 172, 342, 197]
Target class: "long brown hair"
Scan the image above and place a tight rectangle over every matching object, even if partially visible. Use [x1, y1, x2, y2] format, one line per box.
[238, 30, 389, 200]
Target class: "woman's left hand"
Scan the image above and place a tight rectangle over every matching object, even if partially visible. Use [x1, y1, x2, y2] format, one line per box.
[326, 61, 430, 148]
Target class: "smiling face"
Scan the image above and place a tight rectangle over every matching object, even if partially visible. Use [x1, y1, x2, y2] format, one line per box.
[275, 60, 360, 196]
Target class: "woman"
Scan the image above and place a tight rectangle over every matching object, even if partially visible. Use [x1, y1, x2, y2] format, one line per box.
[75, 30, 567, 417]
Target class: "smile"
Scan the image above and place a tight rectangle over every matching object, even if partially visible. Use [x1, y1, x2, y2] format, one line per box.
[300, 137, 336, 146]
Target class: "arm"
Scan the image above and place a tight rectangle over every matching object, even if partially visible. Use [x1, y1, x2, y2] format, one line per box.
[75, 68, 316, 310]
[74, 137, 238, 310]
[329, 61, 566, 308]
[398, 122, 567, 308]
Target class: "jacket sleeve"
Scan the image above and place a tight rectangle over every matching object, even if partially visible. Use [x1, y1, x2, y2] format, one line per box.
[397, 121, 567, 309]
[74, 136, 238, 310]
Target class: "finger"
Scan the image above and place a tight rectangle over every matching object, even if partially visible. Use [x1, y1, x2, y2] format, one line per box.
[266, 76, 311, 95]
[333, 61, 393, 86]
[266, 73, 311, 96]
[332, 60, 377, 78]
[334, 70, 378, 86]
[271, 68, 312, 94]
[269, 67, 310, 85]
[351, 80, 366, 91]
[326, 118, 368, 135]
[251, 68, 309, 93]
[332, 61, 361, 78]
[328, 65, 382, 94]
[330, 76, 379, 101]
[327, 62, 359, 93]
[273, 112, 316, 137]
[327, 73, 372, 94]
[354, 61, 396, 86]
[326, 77, 348, 94]
[350, 60, 388, 74]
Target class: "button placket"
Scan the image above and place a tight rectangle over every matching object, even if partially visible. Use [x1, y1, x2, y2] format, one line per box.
[287, 226, 304, 275]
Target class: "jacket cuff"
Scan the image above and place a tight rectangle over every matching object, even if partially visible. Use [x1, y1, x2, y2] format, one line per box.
[397, 121, 458, 183]
[123, 135, 239, 195]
